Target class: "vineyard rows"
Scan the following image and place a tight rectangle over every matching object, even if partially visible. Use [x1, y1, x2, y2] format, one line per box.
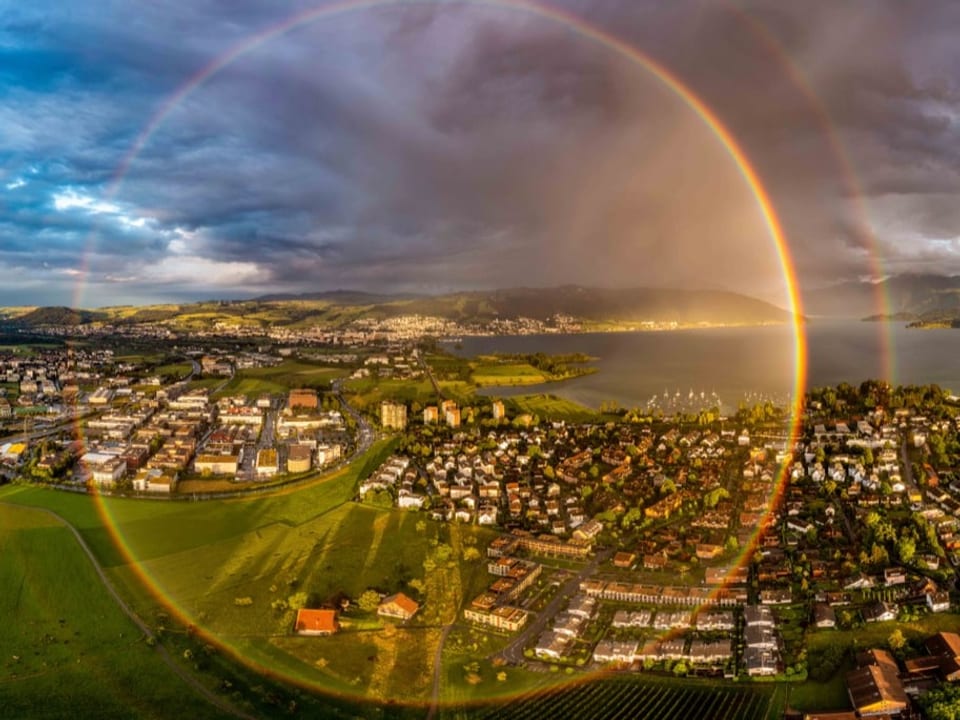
[461, 678, 774, 720]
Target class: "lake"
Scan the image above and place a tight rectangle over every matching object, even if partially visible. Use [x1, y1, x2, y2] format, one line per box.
[445, 320, 960, 412]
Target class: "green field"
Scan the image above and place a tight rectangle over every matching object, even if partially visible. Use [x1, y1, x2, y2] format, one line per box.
[214, 360, 348, 399]
[0, 505, 236, 720]
[0, 438, 504, 710]
[470, 363, 549, 387]
[502, 394, 598, 423]
[154, 362, 193, 380]
[344, 377, 440, 413]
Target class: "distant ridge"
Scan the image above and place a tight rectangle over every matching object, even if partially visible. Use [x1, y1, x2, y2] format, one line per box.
[355, 286, 793, 324]
[7, 286, 794, 330]
[805, 273, 960, 321]
[13, 306, 107, 326]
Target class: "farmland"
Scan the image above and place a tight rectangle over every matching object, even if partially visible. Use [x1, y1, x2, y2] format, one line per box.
[0, 504, 236, 720]
[212, 359, 349, 399]
[501, 393, 600, 423]
[469, 362, 550, 387]
[446, 675, 784, 720]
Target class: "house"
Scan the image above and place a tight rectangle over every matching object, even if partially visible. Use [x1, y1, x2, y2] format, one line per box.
[132, 468, 176, 494]
[846, 663, 907, 717]
[572, 519, 603, 543]
[195, 454, 239, 475]
[863, 601, 897, 623]
[695, 543, 723, 560]
[745, 625, 777, 650]
[593, 639, 639, 665]
[925, 632, 960, 681]
[857, 648, 899, 671]
[294, 608, 339, 636]
[82, 452, 127, 487]
[813, 603, 836, 629]
[643, 554, 668, 571]
[760, 589, 792, 605]
[534, 630, 571, 660]
[843, 573, 875, 590]
[883, 567, 907, 586]
[688, 640, 732, 664]
[743, 605, 775, 627]
[744, 647, 778, 676]
[927, 591, 951, 613]
[255, 448, 278, 478]
[695, 610, 735, 632]
[377, 592, 420, 621]
[705, 566, 749, 585]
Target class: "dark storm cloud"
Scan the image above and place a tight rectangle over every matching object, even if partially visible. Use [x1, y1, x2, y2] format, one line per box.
[2, 0, 960, 306]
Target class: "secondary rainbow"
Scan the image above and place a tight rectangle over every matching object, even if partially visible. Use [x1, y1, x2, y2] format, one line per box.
[79, 0, 809, 703]
[724, 2, 894, 384]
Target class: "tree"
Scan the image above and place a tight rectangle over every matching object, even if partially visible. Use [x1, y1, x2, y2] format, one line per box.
[897, 536, 916, 564]
[888, 629, 907, 652]
[919, 682, 960, 720]
[358, 590, 381, 613]
[463, 547, 481, 562]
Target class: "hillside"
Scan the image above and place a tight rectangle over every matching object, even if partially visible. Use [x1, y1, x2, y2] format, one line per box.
[805, 274, 960, 321]
[6, 286, 794, 332]
[13, 305, 108, 326]
[364, 286, 793, 324]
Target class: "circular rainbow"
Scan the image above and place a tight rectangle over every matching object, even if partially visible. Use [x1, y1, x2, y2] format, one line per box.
[76, 0, 808, 706]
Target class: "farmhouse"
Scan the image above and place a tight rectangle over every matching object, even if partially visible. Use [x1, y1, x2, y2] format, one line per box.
[377, 592, 420, 622]
[294, 608, 339, 636]
[846, 663, 907, 717]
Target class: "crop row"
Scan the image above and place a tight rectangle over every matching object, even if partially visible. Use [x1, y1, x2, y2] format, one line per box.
[469, 679, 771, 720]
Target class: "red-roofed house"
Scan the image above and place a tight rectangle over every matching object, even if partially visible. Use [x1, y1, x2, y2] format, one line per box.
[294, 608, 339, 636]
[378, 592, 420, 622]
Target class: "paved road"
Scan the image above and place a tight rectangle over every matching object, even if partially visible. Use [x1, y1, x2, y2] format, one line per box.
[493, 547, 613, 665]
[417, 354, 444, 401]
[332, 379, 376, 455]
[0, 500, 255, 720]
[1, 409, 97, 444]
[425, 622, 457, 720]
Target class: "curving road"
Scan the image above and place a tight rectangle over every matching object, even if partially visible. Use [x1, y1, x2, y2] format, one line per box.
[426, 622, 457, 720]
[0, 500, 256, 720]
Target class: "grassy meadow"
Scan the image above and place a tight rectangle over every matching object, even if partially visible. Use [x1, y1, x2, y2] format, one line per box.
[0, 504, 235, 720]
[0, 438, 509, 711]
[213, 360, 349, 400]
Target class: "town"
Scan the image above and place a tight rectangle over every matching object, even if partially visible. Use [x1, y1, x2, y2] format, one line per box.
[3, 335, 960, 719]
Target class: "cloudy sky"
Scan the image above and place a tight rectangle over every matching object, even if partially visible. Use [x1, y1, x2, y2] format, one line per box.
[1, 0, 958, 308]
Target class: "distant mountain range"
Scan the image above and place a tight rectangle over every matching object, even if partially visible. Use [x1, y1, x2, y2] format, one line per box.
[804, 274, 960, 323]
[1, 286, 795, 331]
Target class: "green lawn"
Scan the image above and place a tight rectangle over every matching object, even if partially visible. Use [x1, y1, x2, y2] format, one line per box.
[154, 362, 193, 379]
[344, 378, 440, 412]
[214, 360, 348, 400]
[470, 362, 548, 386]
[502, 394, 598, 423]
[0, 438, 502, 706]
[0, 504, 236, 720]
[787, 673, 851, 714]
